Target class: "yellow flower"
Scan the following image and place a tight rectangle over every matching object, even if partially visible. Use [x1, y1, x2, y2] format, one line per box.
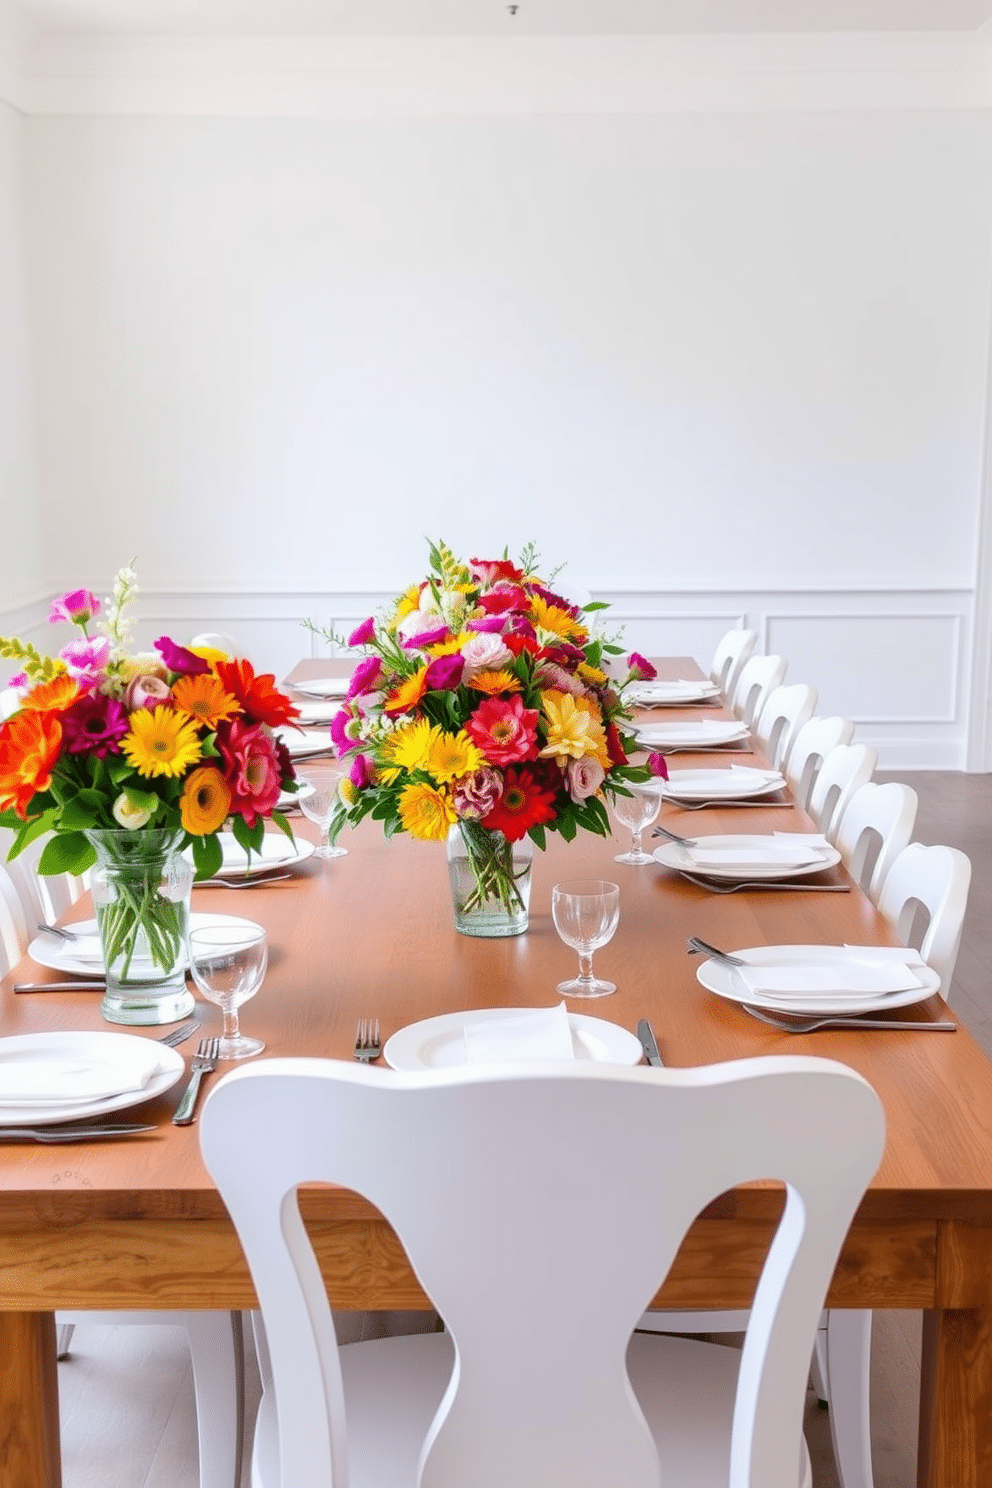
[425, 730, 485, 784]
[384, 666, 428, 715]
[389, 584, 423, 630]
[398, 782, 456, 841]
[539, 690, 609, 767]
[530, 594, 588, 644]
[468, 669, 522, 695]
[384, 718, 439, 773]
[122, 706, 203, 778]
[426, 631, 471, 658]
[577, 662, 607, 686]
[171, 673, 241, 729]
[179, 765, 232, 834]
[339, 777, 359, 806]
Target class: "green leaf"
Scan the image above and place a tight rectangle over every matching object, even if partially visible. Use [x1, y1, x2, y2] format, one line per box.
[582, 601, 611, 612]
[269, 809, 296, 844]
[528, 823, 547, 852]
[191, 835, 223, 881]
[57, 795, 103, 830]
[38, 832, 95, 876]
[231, 816, 265, 856]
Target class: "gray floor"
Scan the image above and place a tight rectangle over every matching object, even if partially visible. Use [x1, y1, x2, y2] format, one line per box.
[57, 771, 991, 1487]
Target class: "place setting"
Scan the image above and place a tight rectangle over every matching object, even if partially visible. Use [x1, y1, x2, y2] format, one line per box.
[647, 763, 790, 809]
[652, 830, 847, 892]
[625, 678, 721, 707]
[0, 1029, 187, 1131]
[273, 724, 338, 759]
[17, 913, 269, 992]
[633, 718, 752, 754]
[190, 830, 316, 888]
[284, 676, 352, 701]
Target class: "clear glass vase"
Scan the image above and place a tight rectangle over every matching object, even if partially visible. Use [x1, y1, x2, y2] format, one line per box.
[86, 828, 195, 1026]
[446, 822, 533, 938]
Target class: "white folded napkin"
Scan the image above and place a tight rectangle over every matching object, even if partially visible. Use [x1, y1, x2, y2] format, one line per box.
[0, 1045, 168, 1105]
[463, 1004, 575, 1065]
[296, 702, 340, 723]
[736, 948, 926, 1000]
[689, 833, 829, 869]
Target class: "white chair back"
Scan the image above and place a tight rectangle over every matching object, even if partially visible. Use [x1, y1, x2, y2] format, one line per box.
[202, 1057, 884, 1488]
[731, 654, 787, 728]
[784, 717, 855, 809]
[808, 744, 878, 842]
[1, 829, 86, 929]
[754, 684, 818, 771]
[0, 865, 28, 975]
[877, 842, 972, 990]
[832, 781, 918, 904]
[709, 628, 757, 697]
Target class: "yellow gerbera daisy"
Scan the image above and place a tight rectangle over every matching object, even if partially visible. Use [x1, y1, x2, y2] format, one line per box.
[425, 729, 485, 784]
[384, 666, 428, 716]
[389, 584, 424, 630]
[469, 669, 522, 695]
[398, 781, 456, 841]
[539, 690, 609, 767]
[426, 631, 471, 658]
[171, 673, 241, 729]
[384, 718, 439, 773]
[122, 706, 203, 779]
[577, 661, 607, 686]
[530, 594, 588, 644]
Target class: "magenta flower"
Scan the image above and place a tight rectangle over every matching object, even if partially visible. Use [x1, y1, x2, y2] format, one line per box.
[61, 693, 128, 756]
[330, 707, 356, 755]
[628, 652, 658, 683]
[402, 624, 450, 651]
[48, 588, 101, 627]
[347, 656, 383, 699]
[216, 718, 282, 827]
[466, 695, 540, 767]
[466, 614, 510, 635]
[347, 617, 377, 648]
[424, 653, 465, 691]
[60, 635, 111, 687]
[349, 753, 372, 790]
[154, 636, 210, 676]
[647, 751, 669, 780]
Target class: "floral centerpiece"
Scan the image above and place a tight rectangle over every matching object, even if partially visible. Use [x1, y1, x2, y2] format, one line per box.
[0, 565, 299, 1020]
[323, 541, 666, 936]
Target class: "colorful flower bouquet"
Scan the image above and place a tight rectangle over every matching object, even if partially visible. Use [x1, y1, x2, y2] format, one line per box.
[324, 541, 665, 935]
[0, 567, 299, 1013]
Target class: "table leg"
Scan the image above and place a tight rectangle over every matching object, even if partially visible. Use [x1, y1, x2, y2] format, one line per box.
[0, 1312, 61, 1488]
[919, 1307, 992, 1488]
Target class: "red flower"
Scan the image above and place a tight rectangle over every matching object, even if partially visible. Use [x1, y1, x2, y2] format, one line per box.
[605, 722, 628, 767]
[216, 659, 298, 728]
[466, 695, 539, 767]
[469, 558, 525, 585]
[503, 633, 540, 659]
[482, 765, 557, 842]
[0, 709, 63, 818]
[216, 718, 283, 826]
[476, 586, 528, 616]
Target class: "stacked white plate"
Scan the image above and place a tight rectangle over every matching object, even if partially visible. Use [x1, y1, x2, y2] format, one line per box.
[696, 945, 940, 1016]
[274, 726, 334, 759]
[287, 677, 351, 700]
[383, 1009, 642, 1071]
[652, 832, 840, 881]
[634, 720, 749, 749]
[0, 1031, 185, 1125]
[627, 679, 720, 706]
[651, 765, 785, 802]
[29, 913, 265, 977]
[205, 832, 315, 880]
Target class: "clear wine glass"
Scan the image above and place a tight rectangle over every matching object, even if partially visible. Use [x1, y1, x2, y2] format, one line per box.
[295, 762, 348, 859]
[187, 924, 267, 1059]
[612, 785, 662, 865]
[551, 880, 620, 998]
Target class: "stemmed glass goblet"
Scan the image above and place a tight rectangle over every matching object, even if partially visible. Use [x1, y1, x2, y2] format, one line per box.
[188, 924, 267, 1059]
[612, 785, 662, 865]
[295, 762, 348, 859]
[552, 880, 620, 998]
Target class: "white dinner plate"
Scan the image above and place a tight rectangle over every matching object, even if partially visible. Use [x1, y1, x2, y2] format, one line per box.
[628, 680, 720, 706]
[288, 677, 351, 699]
[274, 727, 334, 758]
[0, 1031, 185, 1126]
[633, 720, 750, 749]
[383, 1009, 643, 1071]
[647, 766, 786, 802]
[28, 913, 264, 978]
[294, 702, 341, 724]
[697, 945, 941, 1016]
[205, 832, 315, 880]
[652, 833, 841, 881]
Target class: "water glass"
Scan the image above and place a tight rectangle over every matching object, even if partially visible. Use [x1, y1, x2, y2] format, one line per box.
[187, 924, 267, 1059]
[612, 786, 661, 865]
[296, 763, 348, 858]
[551, 880, 620, 998]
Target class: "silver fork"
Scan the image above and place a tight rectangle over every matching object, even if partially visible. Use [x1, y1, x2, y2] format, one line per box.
[686, 935, 745, 966]
[205, 873, 293, 889]
[679, 871, 850, 894]
[172, 1037, 220, 1125]
[652, 824, 698, 846]
[354, 1019, 381, 1062]
[36, 922, 81, 942]
[742, 1004, 957, 1034]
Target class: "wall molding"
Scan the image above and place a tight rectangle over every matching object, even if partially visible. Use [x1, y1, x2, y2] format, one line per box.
[3, 28, 992, 117]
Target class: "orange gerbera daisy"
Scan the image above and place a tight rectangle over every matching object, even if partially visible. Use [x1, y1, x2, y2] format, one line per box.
[0, 709, 63, 817]
[215, 659, 298, 728]
[384, 666, 428, 716]
[467, 669, 522, 696]
[19, 675, 81, 714]
[171, 673, 241, 730]
[179, 765, 232, 835]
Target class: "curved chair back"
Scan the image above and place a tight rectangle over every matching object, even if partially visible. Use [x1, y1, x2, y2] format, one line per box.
[731, 654, 788, 728]
[709, 628, 757, 698]
[0, 865, 28, 975]
[754, 683, 818, 771]
[877, 842, 972, 990]
[202, 1057, 884, 1488]
[808, 744, 878, 842]
[832, 781, 918, 904]
[784, 717, 855, 809]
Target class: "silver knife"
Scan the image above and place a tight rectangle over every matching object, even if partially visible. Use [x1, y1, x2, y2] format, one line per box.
[637, 1018, 665, 1067]
[13, 981, 106, 992]
[0, 1124, 156, 1142]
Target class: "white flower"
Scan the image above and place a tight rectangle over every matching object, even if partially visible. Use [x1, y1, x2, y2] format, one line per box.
[112, 792, 153, 829]
[461, 633, 513, 677]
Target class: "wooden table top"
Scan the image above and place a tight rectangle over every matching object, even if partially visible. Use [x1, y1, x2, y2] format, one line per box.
[1, 655, 990, 1231]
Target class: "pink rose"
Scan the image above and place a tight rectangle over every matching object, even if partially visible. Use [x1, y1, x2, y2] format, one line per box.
[59, 635, 111, 687]
[48, 588, 101, 627]
[217, 719, 282, 827]
[125, 674, 172, 711]
[566, 757, 605, 803]
[450, 767, 503, 820]
[461, 632, 513, 678]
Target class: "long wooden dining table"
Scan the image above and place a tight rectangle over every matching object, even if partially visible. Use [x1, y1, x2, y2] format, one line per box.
[2, 658, 992, 1487]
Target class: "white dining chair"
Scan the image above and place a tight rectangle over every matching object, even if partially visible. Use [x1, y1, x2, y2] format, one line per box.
[784, 717, 856, 810]
[754, 683, 818, 771]
[708, 627, 757, 698]
[832, 781, 918, 904]
[0, 846, 245, 1488]
[808, 743, 878, 843]
[201, 1056, 884, 1488]
[730, 653, 787, 728]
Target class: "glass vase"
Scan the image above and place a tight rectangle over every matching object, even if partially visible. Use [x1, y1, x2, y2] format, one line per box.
[446, 822, 533, 938]
[86, 828, 195, 1026]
